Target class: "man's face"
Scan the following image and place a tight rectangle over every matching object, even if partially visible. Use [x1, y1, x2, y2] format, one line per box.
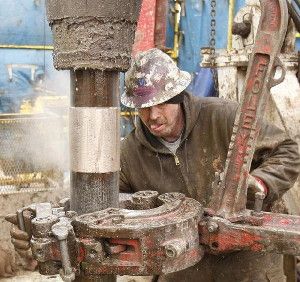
[138, 103, 183, 141]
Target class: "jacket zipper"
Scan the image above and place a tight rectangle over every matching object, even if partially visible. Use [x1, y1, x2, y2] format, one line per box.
[174, 154, 180, 165]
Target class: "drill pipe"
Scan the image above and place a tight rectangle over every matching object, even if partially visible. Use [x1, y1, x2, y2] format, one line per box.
[70, 70, 120, 215]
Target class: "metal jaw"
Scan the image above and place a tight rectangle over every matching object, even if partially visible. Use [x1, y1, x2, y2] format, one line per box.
[30, 192, 203, 280]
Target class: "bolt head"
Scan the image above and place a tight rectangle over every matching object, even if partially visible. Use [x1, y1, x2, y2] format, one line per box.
[165, 245, 177, 258]
[52, 224, 69, 240]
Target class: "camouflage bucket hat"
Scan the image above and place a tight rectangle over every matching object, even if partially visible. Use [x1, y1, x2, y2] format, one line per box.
[121, 48, 191, 108]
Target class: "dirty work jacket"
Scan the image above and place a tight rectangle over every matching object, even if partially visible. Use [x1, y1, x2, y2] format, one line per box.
[119, 93, 300, 281]
[120, 93, 300, 207]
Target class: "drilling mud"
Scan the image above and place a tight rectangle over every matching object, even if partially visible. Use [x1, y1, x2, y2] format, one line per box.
[47, 0, 142, 71]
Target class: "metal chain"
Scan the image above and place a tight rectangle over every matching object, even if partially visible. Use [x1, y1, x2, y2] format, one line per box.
[209, 0, 219, 96]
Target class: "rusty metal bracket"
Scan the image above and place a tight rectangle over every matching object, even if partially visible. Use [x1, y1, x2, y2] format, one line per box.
[209, 0, 289, 218]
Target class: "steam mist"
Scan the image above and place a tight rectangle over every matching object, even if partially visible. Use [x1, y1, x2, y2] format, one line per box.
[0, 69, 70, 188]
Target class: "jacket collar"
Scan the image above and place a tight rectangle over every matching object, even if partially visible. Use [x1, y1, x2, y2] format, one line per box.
[135, 92, 202, 154]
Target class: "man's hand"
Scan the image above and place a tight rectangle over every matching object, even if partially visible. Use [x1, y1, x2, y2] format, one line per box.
[10, 227, 35, 265]
[247, 174, 268, 210]
[0, 247, 16, 277]
[6, 210, 37, 271]
[248, 174, 268, 195]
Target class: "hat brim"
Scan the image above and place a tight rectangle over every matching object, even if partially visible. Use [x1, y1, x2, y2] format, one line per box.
[121, 70, 191, 108]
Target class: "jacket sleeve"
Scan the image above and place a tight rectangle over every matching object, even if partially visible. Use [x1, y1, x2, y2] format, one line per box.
[119, 140, 134, 193]
[250, 123, 300, 205]
[120, 166, 133, 193]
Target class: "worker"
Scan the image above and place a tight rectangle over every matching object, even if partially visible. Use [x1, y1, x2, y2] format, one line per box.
[119, 48, 300, 281]
[3, 48, 300, 280]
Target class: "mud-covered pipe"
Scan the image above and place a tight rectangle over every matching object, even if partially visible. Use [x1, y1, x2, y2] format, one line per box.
[46, 0, 142, 216]
[70, 70, 120, 215]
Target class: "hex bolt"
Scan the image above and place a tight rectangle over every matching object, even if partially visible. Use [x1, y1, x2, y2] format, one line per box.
[164, 239, 187, 258]
[207, 221, 219, 233]
[51, 223, 75, 282]
[158, 192, 185, 205]
[132, 190, 159, 202]
[132, 190, 159, 209]
[165, 245, 177, 258]
[254, 192, 266, 213]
